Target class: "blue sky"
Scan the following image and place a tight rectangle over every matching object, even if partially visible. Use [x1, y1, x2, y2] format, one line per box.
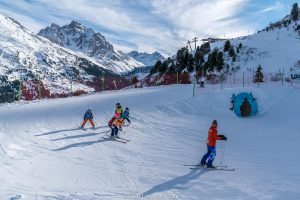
[0, 0, 297, 55]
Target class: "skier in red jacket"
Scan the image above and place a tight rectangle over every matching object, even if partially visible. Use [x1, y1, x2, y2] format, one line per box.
[200, 120, 227, 168]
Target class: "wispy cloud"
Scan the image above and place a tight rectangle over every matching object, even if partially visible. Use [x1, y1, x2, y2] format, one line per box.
[0, 0, 292, 55]
[257, 1, 283, 14]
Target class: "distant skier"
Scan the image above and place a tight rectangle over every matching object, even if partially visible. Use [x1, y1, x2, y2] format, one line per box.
[81, 108, 95, 129]
[200, 120, 227, 168]
[109, 113, 122, 138]
[240, 98, 252, 117]
[123, 107, 131, 125]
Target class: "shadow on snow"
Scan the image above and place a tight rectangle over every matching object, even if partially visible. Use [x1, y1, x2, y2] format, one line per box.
[49, 130, 110, 141]
[142, 169, 207, 197]
[51, 137, 114, 151]
[34, 126, 108, 136]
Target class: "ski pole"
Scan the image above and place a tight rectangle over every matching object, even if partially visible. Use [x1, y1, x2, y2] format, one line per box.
[222, 141, 226, 165]
[219, 141, 224, 165]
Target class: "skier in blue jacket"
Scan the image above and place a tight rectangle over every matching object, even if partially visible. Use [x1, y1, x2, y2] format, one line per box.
[122, 107, 130, 125]
[81, 108, 95, 128]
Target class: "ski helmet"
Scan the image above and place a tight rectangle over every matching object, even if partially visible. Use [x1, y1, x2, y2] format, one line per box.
[212, 120, 217, 126]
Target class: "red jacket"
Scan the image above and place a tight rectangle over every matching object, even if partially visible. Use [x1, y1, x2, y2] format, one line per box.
[108, 116, 122, 128]
[206, 125, 222, 146]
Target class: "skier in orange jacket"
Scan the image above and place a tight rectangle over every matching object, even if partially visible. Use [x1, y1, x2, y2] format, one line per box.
[200, 120, 227, 168]
[109, 113, 122, 138]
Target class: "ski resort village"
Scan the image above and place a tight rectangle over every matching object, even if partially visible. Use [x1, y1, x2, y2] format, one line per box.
[0, 1, 300, 199]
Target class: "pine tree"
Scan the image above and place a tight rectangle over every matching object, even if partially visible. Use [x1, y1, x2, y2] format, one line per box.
[207, 49, 218, 72]
[176, 47, 189, 71]
[159, 60, 168, 74]
[194, 47, 204, 63]
[187, 53, 195, 72]
[228, 47, 236, 58]
[216, 51, 224, 71]
[291, 3, 299, 21]
[224, 40, 231, 52]
[238, 43, 243, 49]
[199, 42, 211, 55]
[167, 61, 176, 74]
[150, 60, 162, 74]
[254, 65, 264, 83]
[232, 55, 236, 62]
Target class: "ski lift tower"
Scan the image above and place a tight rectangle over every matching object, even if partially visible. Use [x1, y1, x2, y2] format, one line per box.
[188, 37, 199, 97]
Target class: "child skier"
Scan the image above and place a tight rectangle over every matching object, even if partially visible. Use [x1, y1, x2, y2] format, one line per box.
[109, 113, 122, 138]
[115, 103, 124, 130]
[123, 107, 130, 125]
[115, 103, 123, 118]
[81, 108, 95, 129]
[200, 120, 227, 168]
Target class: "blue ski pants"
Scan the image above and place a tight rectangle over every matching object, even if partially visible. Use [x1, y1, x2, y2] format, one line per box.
[201, 146, 216, 166]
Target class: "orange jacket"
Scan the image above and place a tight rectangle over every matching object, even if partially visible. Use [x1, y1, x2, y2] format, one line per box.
[111, 117, 122, 128]
[206, 125, 222, 146]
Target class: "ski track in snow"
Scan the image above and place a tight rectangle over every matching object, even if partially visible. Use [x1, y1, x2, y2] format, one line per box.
[0, 84, 300, 200]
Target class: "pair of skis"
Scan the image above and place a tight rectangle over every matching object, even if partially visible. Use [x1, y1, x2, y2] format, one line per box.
[102, 136, 130, 143]
[184, 164, 235, 171]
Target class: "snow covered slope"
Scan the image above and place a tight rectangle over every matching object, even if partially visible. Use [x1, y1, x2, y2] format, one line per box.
[0, 83, 299, 199]
[153, 12, 300, 81]
[38, 21, 144, 73]
[0, 14, 115, 102]
[210, 15, 300, 75]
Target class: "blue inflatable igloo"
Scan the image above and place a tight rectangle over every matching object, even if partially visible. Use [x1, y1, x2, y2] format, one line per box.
[231, 92, 258, 117]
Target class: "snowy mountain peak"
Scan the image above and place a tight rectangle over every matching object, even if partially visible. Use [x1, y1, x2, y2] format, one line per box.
[38, 20, 113, 53]
[70, 20, 82, 27]
[49, 23, 60, 29]
[38, 21, 143, 73]
[127, 51, 164, 67]
[0, 14, 117, 103]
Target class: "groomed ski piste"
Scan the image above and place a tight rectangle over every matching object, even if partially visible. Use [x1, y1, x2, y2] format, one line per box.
[0, 83, 299, 200]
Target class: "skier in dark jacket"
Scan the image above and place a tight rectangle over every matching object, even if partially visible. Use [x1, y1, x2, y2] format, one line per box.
[200, 120, 227, 168]
[81, 108, 95, 128]
[240, 98, 252, 117]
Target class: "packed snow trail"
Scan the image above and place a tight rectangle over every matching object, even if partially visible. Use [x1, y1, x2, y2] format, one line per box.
[0, 84, 299, 200]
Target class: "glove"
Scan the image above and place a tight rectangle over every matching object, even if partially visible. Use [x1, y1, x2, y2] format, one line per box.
[222, 136, 227, 141]
[218, 134, 224, 137]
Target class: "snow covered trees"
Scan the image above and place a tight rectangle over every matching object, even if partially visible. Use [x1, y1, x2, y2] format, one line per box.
[194, 47, 205, 68]
[199, 42, 211, 55]
[0, 76, 19, 103]
[224, 40, 236, 61]
[254, 65, 264, 83]
[205, 49, 225, 72]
